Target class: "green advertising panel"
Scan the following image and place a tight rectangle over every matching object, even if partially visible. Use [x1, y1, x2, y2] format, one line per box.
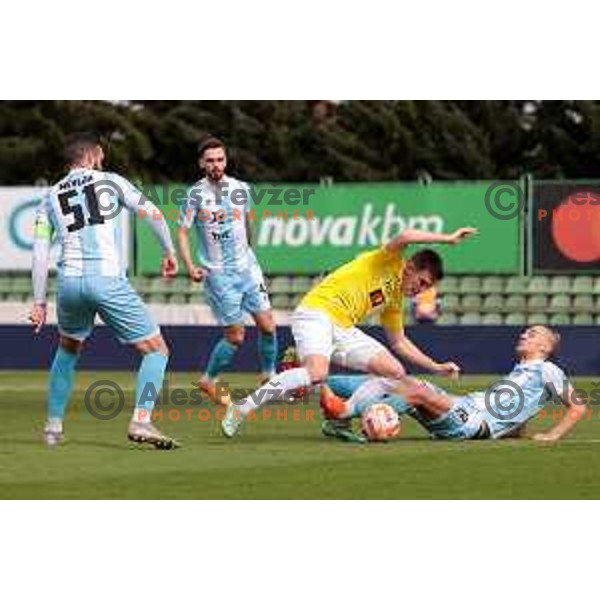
[135, 182, 521, 275]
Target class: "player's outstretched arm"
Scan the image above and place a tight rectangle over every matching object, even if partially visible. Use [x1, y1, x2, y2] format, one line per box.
[385, 227, 478, 253]
[30, 201, 53, 334]
[385, 327, 461, 377]
[533, 385, 587, 442]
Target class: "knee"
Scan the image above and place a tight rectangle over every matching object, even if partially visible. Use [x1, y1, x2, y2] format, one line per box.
[60, 337, 83, 355]
[403, 382, 430, 408]
[225, 327, 245, 347]
[260, 323, 276, 336]
[137, 335, 170, 358]
[306, 364, 329, 384]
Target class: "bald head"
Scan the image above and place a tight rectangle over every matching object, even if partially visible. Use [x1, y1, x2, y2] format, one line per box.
[516, 325, 561, 360]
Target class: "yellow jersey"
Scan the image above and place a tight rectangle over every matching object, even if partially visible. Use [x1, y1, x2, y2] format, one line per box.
[300, 247, 406, 332]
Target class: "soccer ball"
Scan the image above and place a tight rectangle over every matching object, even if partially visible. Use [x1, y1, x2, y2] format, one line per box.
[361, 403, 401, 441]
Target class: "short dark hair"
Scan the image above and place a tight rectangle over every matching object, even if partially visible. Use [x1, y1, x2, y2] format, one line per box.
[64, 132, 101, 165]
[410, 249, 444, 281]
[198, 136, 226, 158]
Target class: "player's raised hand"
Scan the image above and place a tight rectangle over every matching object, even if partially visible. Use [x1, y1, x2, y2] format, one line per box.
[435, 361, 461, 379]
[448, 227, 478, 244]
[161, 254, 178, 279]
[29, 303, 47, 334]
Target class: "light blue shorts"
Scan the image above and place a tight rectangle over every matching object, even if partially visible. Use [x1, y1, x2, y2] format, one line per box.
[57, 276, 159, 344]
[203, 264, 271, 326]
[418, 395, 490, 440]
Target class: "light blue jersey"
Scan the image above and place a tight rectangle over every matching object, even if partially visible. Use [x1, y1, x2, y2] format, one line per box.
[179, 176, 256, 272]
[33, 168, 174, 343]
[35, 169, 144, 277]
[178, 176, 271, 324]
[470, 359, 569, 438]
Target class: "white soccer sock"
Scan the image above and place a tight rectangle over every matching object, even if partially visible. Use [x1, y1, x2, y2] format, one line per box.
[343, 377, 399, 418]
[237, 368, 312, 417]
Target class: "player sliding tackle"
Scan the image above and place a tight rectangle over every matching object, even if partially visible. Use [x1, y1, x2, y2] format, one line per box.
[30, 133, 180, 449]
[321, 326, 586, 442]
[222, 225, 478, 437]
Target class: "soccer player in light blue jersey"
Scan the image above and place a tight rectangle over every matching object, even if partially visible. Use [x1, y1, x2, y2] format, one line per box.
[177, 137, 277, 404]
[30, 133, 180, 449]
[321, 326, 587, 442]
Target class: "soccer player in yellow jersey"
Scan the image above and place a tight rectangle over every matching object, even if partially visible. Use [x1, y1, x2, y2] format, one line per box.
[222, 226, 477, 437]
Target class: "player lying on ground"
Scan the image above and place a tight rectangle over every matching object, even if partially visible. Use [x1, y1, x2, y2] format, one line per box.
[221, 225, 477, 437]
[321, 326, 586, 443]
[177, 137, 277, 404]
[30, 133, 180, 449]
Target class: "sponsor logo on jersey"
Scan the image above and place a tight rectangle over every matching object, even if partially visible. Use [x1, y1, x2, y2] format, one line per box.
[369, 289, 385, 307]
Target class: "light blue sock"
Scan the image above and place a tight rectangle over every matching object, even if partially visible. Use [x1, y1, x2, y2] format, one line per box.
[134, 352, 168, 421]
[205, 338, 238, 379]
[48, 347, 79, 421]
[327, 375, 411, 418]
[258, 331, 278, 376]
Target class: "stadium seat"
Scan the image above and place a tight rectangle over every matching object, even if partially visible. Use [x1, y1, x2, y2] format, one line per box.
[527, 313, 548, 325]
[290, 293, 306, 307]
[150, 278, 165, 292]
[505, 294, 527, 312]
[271, 295, 290, 310]
[439, 276, 459, 294]
[172, 277, 193, 293]
[573, 314, 594, 325]
[9, 277, 31, 301]
[505, 277, 528, 294]
[459, 276, 481, 294]
[169, 294, 187, 305]
[482, 313, 503, 325]
[547, 294, 570, 314]
[528, 295, 548, 312]
[149, 293, 168, 304]
[572, 295, 594, 313]
[461, 294, 482, 312]
[594, 277, 600, 295]
[441, 294, 460, 312]
[459, 312, 481, 325]
[133, 277, 152, 294]
[482, 294, 504, 313]
[504, 313, 526, 325]
[550, 276, 571, 294]
[0, 278, 12, 300]
[573, 276, 593, 294]
[550, 314, 571, 326]
[527, 277, 548, 294]
[482, 276, 504, 294]
[270, 277, 293, 294]
[437, 313, 458, 325]
[291, 277, 312, 294]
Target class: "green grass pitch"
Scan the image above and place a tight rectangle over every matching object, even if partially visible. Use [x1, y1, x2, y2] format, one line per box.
[1, 371, 600, 499]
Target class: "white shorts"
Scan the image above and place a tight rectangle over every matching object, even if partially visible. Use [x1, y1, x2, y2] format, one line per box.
[291, 307, 388, 372]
